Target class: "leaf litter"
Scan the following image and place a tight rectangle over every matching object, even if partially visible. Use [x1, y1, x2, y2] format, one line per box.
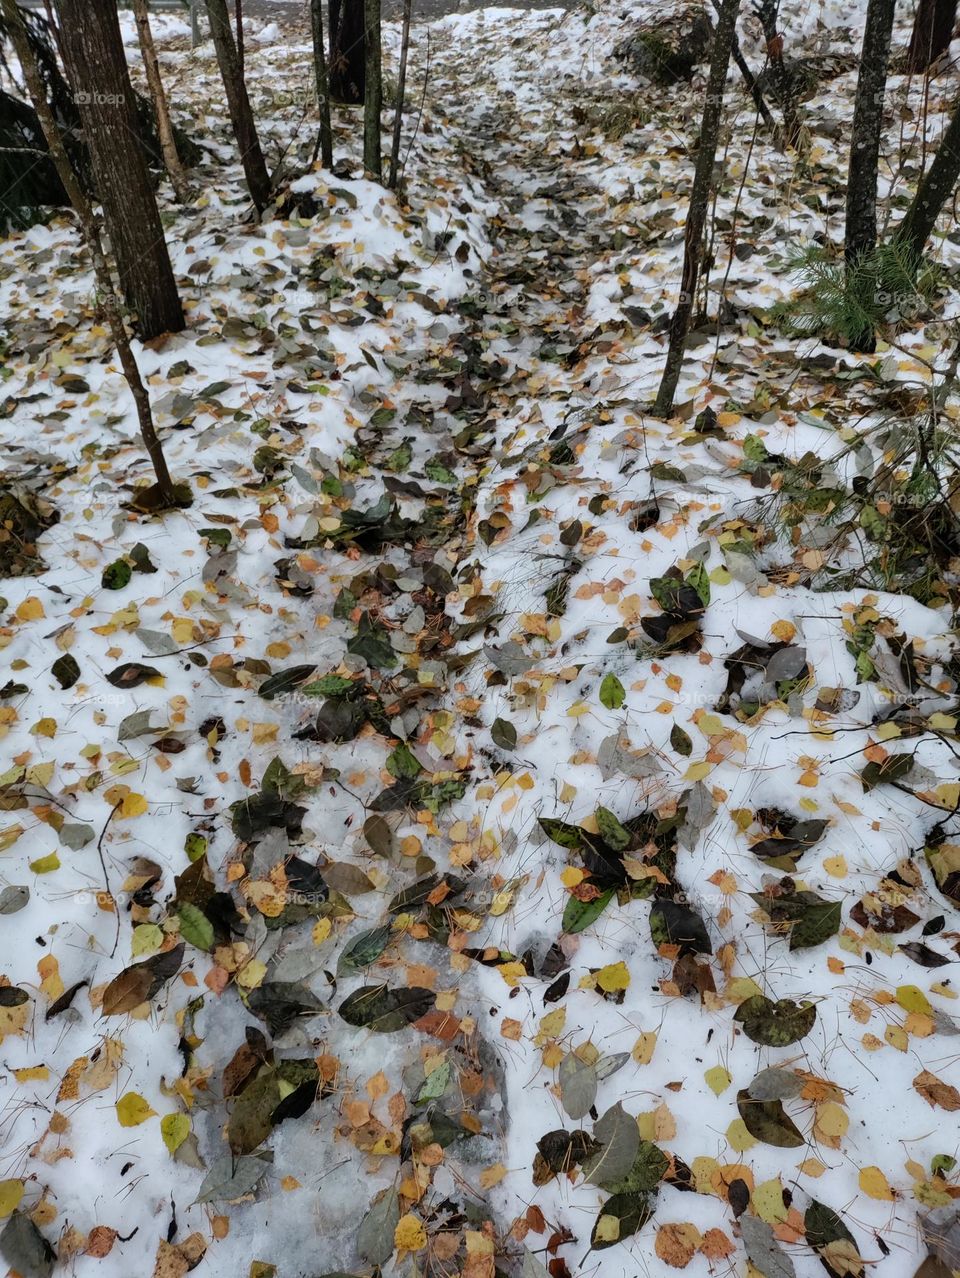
[2, 0, 960, 1276]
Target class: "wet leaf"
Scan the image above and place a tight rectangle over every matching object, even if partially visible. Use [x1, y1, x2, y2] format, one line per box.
[338, 984, 435, 1033]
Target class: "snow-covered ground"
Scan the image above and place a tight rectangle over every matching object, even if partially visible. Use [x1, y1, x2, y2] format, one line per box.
[2, 2, 960, 1276]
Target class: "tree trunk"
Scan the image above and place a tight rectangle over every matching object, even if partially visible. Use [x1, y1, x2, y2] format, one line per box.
[388, 0, 413, 188]
[1, 0, 181, 506]
[205, 0, 272, 214]
[235, 0, 244, 78]
[329, 0, 365, 104]
[653, 0, 741, 417]
[310, 0, 333, 168]
[844, 0, 897, 351]
[52, 0, 184, 340]
[131, 0, 191, 203]
[754, 0, 801, 148]
[363, 0, 382, 180]
[894, 96, 960, 262]
[906, 0, 957, 71]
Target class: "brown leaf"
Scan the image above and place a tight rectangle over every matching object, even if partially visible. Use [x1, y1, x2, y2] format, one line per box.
[914, 1070, 960, 1111]
[85, 1226, 118, 1258]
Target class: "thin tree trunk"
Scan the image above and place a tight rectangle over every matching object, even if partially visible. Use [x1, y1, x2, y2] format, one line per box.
[845, 0, 897, 351]
[329, 0, 365, 104]
[205, 0, 272, 214]
[754, 0, 801, 148]
[894, 95, 960, 262]
[310, 0, 333, 168]
[653, 0, 741, 417]
[1, 0, 180, 506]
[388, 0, 413, 188]
[363, 0, 382, 180]
[52, 0, 184, 340]
[906, 0, 957, 71]
[235, 0, 244, 78]
[131, 0, 191, 203]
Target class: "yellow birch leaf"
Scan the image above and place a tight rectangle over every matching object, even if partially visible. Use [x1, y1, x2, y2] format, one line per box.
[859, 1166, 894, 1201]
[116, 1092, 156, 1127]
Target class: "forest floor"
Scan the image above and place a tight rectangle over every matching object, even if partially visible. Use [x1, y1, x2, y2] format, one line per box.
[3, 3, 960, 1278]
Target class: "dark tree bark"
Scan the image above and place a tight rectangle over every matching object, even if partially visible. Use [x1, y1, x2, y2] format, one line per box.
[235, 0, 244, 78]
[906, 0, 957, 71]
[310, 0, 333, 168]
[653, 0, 741, 417]
[844, 0, 897, 351]
[329, 0, 365, 104]
[895, 97, 960, 262]
[205, 0, 272, 214]
[388, 0, 413, 188]
[52, 0, 184, 340]
[363, 0, 382, 180]
[754, 0, 801, 148]
[2, 0, 181, 506]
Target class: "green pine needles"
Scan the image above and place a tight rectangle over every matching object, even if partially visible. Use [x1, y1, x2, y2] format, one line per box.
[773, 240, 940, 346]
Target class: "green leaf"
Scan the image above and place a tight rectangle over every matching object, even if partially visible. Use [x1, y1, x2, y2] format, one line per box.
[177, 903, 214, 952]
[789, 899, 842, 951]
[599, 673, 625, 709]
[595, 806, 631, 852]
[736, 1090, 804, 1147]
[386, 743, 422, 780]
[258, 665, 316, 700]
[590, 1191, 652, 1250]
[491, 717, 517, 750]
[686, 562, 710, 607]
[338, 984, 435, 1033]
[179, 831, 205, 865]
[649, 899, 712, 954]
[300, 674, 356, 698]
[101, 559, 132, 590]
[347, 612, 397, 669]
[51, 654, 80, 690]
[539, 817, 584, 850]
[670, 723, 692, 756]
[734, 995, 817, 1046]
[337, 925, 392, 975]
[562, 888, 614, 934]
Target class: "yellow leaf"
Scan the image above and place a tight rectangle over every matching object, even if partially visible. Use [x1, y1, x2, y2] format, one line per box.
[16, 597, 45, 621]
[394, 1213, 427, 1252]
[875, 721, 901, 741]
[116, 1092, 156, 1127]
[161, 1113, 190, 1154]
[29, 852, 60, 874]
[236, 960, 266, 991]
[497, 961, 526, 988]
[594, 1213, 620, 1243]
[685, 760, 714, 781]
[596, 961, 630, 992]
[704, 1066, 731, 1096]
[752, 1178, 788, 1224]
[770, 620, 796, 642]
[31, 718, 57, 739]
[698, 714, 725, 737]
[0, 1180, 24, 1218]
[859, 1166, 894, 1201]
[726, 1119, 756, 1152]
[632, 1031, 657, 1064]
[131, 924, 163, 957]
[311, 918, 332, 946]
[119, 792, 149, 819]
[814, 1101, 849, 1146]
[896, 985, 932, 1015]
[12, 1066, 48, 1083]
